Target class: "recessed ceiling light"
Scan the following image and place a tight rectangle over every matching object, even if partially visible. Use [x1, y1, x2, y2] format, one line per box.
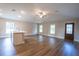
[0, 13, 2, 16]
[18, 15, 22, 18]
[21, 10, 25, 14]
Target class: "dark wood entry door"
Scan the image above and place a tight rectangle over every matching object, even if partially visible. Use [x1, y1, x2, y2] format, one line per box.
[65, 23, 74, 41]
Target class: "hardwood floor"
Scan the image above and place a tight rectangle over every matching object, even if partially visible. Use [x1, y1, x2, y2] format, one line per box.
[15, 35, 79, 56]
[0, 38, 16, 56]
[0, 35, 79, 56]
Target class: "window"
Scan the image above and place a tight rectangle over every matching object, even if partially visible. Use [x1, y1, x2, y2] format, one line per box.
[50, 24, 55, 34]
[6, 22, 15, 34]
[39, 24, 43, 33]
[66, 24, 73, 34]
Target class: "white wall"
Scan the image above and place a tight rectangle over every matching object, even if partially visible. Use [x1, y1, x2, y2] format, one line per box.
[40, 19, 79, 42]
[1, 18, 79, 42]
[0, 19, 37, 37]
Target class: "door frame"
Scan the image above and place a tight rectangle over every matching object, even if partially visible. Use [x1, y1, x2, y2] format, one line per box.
[64, 23, 74, 41]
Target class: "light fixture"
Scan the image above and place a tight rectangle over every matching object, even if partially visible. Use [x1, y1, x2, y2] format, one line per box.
[21, 10, 25, 14]
[18, 15, 22, 18]
[35, 9, 48, 18]
[12, 9, 16, 12]
[0, 13, 2, 16]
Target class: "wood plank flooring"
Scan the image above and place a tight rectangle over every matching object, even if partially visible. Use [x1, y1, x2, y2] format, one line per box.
[15, 35, 79, 56]
[0, 38, 16, 56]
[0, 35, 79, 56]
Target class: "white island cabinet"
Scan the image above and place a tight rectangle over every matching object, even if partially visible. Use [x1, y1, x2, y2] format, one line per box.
[13, 32, 25, 45]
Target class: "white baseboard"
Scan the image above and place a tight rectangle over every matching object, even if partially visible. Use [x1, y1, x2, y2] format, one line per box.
[42, 34, 64, 39]
[74, 39, 79, 42]
[55, 36, 64, 39]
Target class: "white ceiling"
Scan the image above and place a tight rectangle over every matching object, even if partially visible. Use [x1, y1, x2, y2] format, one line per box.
[0, 3, 79, 23]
